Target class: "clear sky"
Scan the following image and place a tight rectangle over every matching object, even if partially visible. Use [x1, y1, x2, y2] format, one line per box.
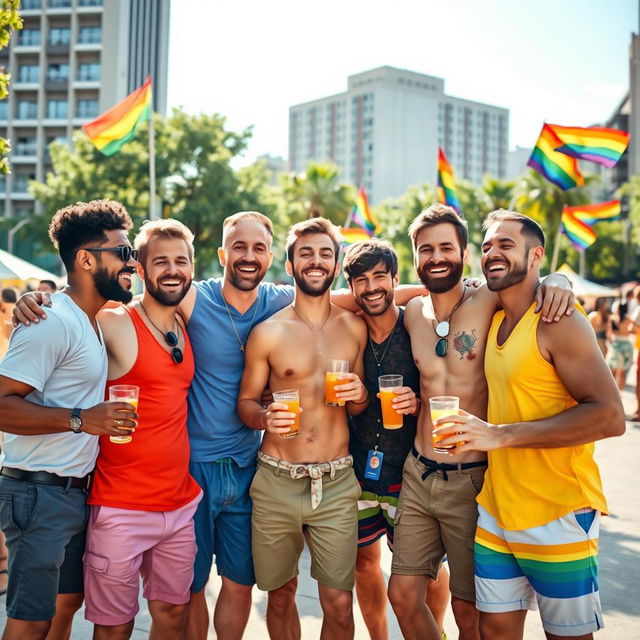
[168, 0, 636, 164]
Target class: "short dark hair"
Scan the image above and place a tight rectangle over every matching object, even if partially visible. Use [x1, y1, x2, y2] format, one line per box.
[285, 218, 342, 263]
[38, 279, 57, 291]
[343, 239, 398, 282]
[408, 203, 468, 250]
[482, 209, 545, 249]
[1, 287, 18, 304]
[49, 200, 133, 272]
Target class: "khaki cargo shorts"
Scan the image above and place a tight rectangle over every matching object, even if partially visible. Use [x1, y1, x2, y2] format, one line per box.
[391, 450, 486, 602]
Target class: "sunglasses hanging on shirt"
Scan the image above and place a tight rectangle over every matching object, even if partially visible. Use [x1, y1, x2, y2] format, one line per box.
[140, 302, 183, 364]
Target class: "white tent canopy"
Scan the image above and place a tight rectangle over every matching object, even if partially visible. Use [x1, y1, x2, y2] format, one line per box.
[0, 249, 64, 285]
[555, 264, 618, 298]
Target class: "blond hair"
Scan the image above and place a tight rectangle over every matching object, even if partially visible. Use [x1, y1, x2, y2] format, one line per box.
[134, 218, 195, 265]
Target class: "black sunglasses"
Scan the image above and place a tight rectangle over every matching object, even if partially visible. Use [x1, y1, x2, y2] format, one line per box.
[85, 246, 138, 263]
[164, 330, 184, 365]
[435, 326, 449, 358]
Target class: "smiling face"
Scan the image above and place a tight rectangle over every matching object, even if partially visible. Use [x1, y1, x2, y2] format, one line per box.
[140, 236, 193, 307]
[219, 219, 273, 292]
[481, 219, 540, 291]
[414, 223, 466, 294]
[90, 228, 136, 303]
[287, 233, 339, 297]
[349, 261, 397, 316]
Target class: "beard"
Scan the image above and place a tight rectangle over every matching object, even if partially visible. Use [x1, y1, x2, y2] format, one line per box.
[145, 276, 192, 307]
[355, 288, 394, 316]
[293, 269, 334, 297]
[417, 260, 464, 294]
[226, 261, 267, 291]
[484, 260, 528, 291]
[93, 266, 133, 303]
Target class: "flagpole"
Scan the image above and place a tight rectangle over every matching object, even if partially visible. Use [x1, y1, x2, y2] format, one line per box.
[148, 106, 157, 220]
[579, 249, 586, 278]
[550, 224, 562, 272]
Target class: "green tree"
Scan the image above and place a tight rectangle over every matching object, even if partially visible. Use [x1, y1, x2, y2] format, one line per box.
[30, 110, 272, 277]
[481, 176, 515, 212]
[0, 1, 22, 174]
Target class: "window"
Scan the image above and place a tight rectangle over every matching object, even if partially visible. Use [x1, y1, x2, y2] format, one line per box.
[47, 99, 68, 119]
[76, 99, 98, 118]
[78, 0, 102, 5]
[13, 175, 33, 193]
[0, 101, 7, 119]
[17, 100, 38, 119]
[15, 137, 37, 156]
[78, 26, 101, 44]
[49, 0, 72, 7]
[18, 29, 41, 46]
[49, 28, 71, 45]
[47, 63, 69, 81]
[76, 62, 100, 81]
[22, 0, 41, 8]
[18, 65, 39, 83]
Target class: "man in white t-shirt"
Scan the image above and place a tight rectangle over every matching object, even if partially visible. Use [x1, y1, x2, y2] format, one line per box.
[629, 286, 640, 420]
[0, 200, 139, 640]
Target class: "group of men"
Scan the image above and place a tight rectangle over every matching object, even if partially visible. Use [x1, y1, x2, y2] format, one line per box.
[0, 198, 625, 640]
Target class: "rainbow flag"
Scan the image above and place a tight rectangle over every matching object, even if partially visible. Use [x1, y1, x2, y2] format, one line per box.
[83, 77, 152, 156]
[552, 125, 630, 169]
[349, 187, 380, 235]
[436, 147, 460, 212]
[561, 208, 597, 251]
[340, 227, 373, 245]
[527, 124, 584, 190]
[563, 200, 621, 226]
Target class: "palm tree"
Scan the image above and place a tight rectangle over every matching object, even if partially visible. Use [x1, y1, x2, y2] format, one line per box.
[482, 176, 516, 211]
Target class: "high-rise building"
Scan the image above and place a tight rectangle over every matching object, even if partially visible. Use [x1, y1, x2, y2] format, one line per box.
[0, 0, 170, 219]
[289, 66, 509, 205]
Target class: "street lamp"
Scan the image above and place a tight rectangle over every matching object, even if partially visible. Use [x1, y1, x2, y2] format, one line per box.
[7, 218, 31, 255]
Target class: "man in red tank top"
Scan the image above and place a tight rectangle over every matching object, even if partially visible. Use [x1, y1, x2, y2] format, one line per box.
[83, 219, 203, 639]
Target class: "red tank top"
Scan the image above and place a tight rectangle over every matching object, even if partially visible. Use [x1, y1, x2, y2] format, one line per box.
[88, 305, 200, 511]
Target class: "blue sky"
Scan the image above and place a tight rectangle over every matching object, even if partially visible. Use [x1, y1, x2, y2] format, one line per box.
[168, 0, 635, 163]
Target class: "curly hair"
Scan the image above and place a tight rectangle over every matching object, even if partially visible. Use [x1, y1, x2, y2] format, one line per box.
[343, 238, 398, 282]
[49, 200, 133, 272]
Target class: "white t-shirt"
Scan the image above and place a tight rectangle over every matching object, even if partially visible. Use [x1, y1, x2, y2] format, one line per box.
[0, 293, 107, 476]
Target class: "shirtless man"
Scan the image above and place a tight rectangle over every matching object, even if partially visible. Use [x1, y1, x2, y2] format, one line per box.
[388, 204, 574, 640]
[238, 218, 369, 640]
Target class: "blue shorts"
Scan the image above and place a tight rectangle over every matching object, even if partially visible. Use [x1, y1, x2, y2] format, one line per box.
[0, 476, 87, 621]
[190, 459, 255, 591]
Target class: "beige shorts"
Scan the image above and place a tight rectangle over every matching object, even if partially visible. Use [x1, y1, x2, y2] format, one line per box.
[250, 458, 360, 592]
[391, 450, 486, 602]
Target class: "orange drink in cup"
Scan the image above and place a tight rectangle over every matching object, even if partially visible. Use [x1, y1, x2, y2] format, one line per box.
[378, 374, 403, 429]
[429, 395, 459, 453]
[272, 389, 300, 438]
[109, 384, 139, 444]
[326, 360, 350, 406]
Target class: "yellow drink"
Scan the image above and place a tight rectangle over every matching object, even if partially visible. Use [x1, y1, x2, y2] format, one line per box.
[110, 398, 137, 444]
[280, 399, 301, 438]
[430, 407, 458, 452]
[379, 389, 403, 429]
[325, 373, 345, 406]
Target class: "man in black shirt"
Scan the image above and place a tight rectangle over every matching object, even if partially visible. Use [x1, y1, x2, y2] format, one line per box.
[344, 240, 448, 640]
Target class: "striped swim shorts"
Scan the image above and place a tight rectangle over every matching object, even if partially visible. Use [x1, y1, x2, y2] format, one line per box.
[356, 481, 401, 548]
[474, 504, 604, 637]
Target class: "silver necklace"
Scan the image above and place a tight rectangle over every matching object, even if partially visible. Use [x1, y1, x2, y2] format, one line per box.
[432, 285, 467, 338]
[291, 304, 331, 333]
[222, 294, 260, 352]
[368, 315, 400, 368]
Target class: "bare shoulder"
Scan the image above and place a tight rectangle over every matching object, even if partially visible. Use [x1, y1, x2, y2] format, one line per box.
[467, 283, 500, 312]
[334, 304, 366, 331]
[97, 304, 130, 330]
[405, 295, 427, 325]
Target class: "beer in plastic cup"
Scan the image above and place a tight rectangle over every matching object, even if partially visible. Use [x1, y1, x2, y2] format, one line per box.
[325, 359, 350, 406]
[378, 374, 403, 429]
[109, 385, 139, 444]
[272, 389, 300, 438]
[429, 395, 459, 453]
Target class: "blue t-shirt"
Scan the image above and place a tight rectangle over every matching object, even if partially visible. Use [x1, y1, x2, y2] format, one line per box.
[187, 279, 294, 465]
[0, 293, 107, 477]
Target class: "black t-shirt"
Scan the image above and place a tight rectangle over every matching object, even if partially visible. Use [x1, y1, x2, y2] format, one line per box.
[349, 308, 418, 492]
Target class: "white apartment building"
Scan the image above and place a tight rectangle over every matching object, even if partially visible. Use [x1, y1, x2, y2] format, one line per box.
[289, 66, 509, 204]
[0, 0, 170, 219]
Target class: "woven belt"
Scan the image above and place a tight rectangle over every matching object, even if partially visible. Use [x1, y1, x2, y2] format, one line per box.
[257, 451, 353, 510]
[1, 466, 90, 490]
[411, 446, 487, 481]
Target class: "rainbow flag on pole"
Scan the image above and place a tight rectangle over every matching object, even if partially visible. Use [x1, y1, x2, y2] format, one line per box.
[552, 126, 630, 169]
[340, 227, 373, 245]
[563, 200, 621, 226]
[349, 186, 380, 235]
[83, 77, 152, 156]
[436, 147, 460, 212]
[561, 208, 597, 251]
[527, 124, 584, 190]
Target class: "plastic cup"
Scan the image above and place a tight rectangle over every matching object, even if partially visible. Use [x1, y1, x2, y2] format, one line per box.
[272, 389, 300, 438]
[378, 374, 403, 429]
[109, 385, 139, 444]
[326, 359, 350, 406]
[429, 395, 459, 453]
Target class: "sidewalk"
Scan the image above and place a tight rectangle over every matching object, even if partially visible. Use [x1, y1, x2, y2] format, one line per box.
[2, 389, 639, 639]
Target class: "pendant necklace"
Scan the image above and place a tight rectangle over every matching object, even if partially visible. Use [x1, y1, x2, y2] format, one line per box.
[291, 304, 331, 334]
[222, 294, 260, 352]
[140, 301, 181, 346]
[369, 315, 400, 369]
[432, 285, 467, 344]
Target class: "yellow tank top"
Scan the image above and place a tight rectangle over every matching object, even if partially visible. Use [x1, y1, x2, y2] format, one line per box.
[478, 302, 608, 530]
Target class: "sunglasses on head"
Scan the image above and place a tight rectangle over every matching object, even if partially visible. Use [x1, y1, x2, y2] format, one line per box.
[85, 246, 138, 263]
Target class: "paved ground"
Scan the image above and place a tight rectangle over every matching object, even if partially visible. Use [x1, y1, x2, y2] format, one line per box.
[2, 389, 639, 639]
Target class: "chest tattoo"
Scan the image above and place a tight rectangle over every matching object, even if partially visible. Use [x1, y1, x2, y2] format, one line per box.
[453, 329, 478, 360]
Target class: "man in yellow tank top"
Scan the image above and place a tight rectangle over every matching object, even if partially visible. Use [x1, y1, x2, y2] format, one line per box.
[437, 211, 625, 640]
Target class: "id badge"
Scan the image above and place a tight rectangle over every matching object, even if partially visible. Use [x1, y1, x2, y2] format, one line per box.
[364, 449, 384, 481]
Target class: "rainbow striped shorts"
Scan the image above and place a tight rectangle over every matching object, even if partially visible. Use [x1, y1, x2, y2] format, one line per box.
[474, 505, 604, 637]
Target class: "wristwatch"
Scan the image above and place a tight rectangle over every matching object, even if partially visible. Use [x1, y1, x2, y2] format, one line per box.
[69, 408, 83, 433]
